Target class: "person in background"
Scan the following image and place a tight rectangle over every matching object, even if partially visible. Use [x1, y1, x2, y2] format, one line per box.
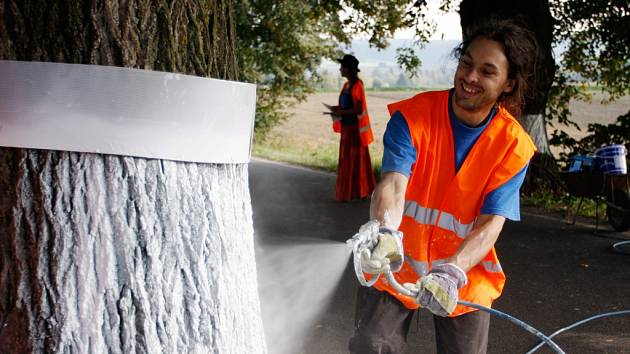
[326, 54, 376, 202]
[349, 18, 538, 353]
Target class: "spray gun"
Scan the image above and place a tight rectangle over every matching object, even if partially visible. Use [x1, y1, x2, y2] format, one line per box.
[345, 221, 418, 298]
[345, 221, 381, 288]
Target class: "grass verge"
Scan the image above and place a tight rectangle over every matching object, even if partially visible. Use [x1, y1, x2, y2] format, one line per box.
[253, 140, 382, 178]
[253, 142, 339, 172]
[522, 190, 607, 221]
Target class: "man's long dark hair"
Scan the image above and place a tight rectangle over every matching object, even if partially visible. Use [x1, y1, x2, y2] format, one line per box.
[454, 18, 539, 117]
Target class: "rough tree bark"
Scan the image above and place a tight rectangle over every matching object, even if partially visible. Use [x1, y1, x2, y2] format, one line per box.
[0, 1, 266, 353]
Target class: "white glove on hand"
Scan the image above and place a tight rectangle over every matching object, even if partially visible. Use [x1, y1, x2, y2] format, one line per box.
[403, 263, 467, 317]
[360, 227, 404, 275]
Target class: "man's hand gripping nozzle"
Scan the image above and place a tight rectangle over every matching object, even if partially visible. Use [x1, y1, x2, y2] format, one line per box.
[346, 220, 410, 292]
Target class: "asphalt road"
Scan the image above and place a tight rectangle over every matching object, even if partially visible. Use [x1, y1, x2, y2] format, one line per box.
[250, 159, 630, 354]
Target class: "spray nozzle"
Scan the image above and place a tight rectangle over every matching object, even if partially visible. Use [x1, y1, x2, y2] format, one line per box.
[345, 237, 357, 254]
[346, 221, 381, 287]
[346, 220, 417, 298]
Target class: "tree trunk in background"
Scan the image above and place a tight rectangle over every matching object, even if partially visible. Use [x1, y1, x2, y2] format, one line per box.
[459, 0, 558, 187]
[0, 1, 266, 353]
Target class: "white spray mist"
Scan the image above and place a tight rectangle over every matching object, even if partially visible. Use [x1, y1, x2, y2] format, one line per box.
[256, 237, 351, 354]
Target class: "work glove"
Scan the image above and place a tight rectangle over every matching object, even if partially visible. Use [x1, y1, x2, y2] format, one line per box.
[403, 263, 467, 317]
[359, 226, 404, 275]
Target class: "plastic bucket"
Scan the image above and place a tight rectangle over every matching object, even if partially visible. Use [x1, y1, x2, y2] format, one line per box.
[568, 155, 595, 172]
[595, 144, 627, 174]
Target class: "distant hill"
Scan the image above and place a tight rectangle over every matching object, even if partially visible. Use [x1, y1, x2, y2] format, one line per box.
[319, 39, 459, 89]
[321, 39, 460, 73]
[351, 39, 460, 71]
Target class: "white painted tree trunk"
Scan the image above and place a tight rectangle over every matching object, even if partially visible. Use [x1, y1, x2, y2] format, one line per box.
[520, 113, 552, 155]
[0, 149, 266, 353]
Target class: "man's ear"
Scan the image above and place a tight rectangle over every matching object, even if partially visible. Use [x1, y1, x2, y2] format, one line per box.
[503, 79, 516, 94]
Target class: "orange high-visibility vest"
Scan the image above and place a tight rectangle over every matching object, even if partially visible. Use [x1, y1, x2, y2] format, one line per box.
[373, 90, 536, 316]
[333, 79, 374, 147]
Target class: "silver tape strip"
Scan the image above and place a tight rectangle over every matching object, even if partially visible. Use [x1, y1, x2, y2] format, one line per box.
[0, 60, 256, 163]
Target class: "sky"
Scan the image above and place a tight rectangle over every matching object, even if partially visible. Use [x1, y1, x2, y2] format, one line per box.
[322, 1, 463, 71]
[394, 0, 462, 40]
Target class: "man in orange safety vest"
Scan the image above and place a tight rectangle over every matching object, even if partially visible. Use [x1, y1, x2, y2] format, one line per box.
[349, 18, 539, 354]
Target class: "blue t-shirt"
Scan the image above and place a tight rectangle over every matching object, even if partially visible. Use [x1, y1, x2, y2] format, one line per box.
[338, 85, 358, 125]
[382, 91, 528, 221]
[339, 88, 353, 108]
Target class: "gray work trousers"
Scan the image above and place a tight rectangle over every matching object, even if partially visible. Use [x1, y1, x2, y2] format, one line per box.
[348, 286, 490, 354]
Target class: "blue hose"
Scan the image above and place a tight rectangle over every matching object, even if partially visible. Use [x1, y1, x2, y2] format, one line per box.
[457, 301, 566, 354]
[525, 309, 630, 354]
[352, 248, 629, 353]
[382, 272, 566, 353]
[612, 240, 630, 255]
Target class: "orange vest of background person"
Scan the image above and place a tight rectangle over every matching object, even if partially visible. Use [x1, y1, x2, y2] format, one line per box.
[372, 90, 536, 317]
[332, 80, 374, 147]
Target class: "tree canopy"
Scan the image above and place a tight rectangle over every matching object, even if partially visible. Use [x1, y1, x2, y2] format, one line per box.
[233, 0, 448, 140]
[236, 0, 422, 139]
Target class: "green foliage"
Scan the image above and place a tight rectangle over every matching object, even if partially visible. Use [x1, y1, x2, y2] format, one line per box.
[552, 1, 629, 99]
[547, 0, 630, 160]
[236, 0, 412, 140]
[236, 1, 336, 139]
[522, 189, 606, 221]
[577, 112, 630, 153]
[388, 0, 450, 76]
[396, 47, 422, 78]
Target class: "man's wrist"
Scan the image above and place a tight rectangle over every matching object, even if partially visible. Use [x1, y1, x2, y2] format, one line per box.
[432, 263, 468, 288]
[378, 226, 402, 239]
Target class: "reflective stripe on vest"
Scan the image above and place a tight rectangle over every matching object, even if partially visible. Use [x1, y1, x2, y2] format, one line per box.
[481, 260, 503, 273]
[432, 259, 502, 274]
[405, 257, 502, 278]
[359, 117, 371, 133]
[358, 110, 373, 144]
[407, 258, 429, 277]
[404, 200, 474, 238]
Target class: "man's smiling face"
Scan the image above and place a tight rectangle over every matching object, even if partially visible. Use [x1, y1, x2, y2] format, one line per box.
[452, 37, 515, 125]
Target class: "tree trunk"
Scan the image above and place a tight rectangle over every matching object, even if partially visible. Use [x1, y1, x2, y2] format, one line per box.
[459, 0, 556, 155]
[0, 1, 266, 353]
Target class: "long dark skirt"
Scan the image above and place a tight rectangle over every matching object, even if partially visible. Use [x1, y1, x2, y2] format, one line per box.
[336, 123, 376, 201]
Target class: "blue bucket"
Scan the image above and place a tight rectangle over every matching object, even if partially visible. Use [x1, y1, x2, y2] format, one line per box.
[595, 144, 627, 174]
[568, 155, 595, 172]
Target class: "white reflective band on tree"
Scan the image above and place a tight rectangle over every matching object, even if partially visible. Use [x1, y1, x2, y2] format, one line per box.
[0, 60, 256, 164]
[404, 200, 474, 238]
